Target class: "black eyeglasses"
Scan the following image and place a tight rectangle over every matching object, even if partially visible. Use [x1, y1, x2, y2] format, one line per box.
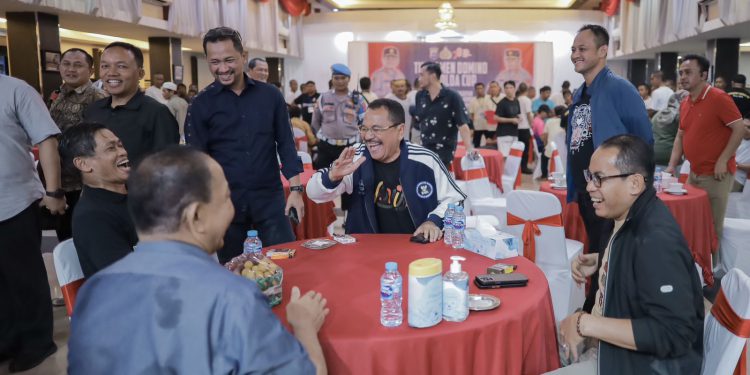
[359, 124, 401, 135]
[583, 169, 634, 188]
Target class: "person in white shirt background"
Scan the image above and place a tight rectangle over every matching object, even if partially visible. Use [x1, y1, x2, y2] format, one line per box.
[384, 78, 413, 142]
[733, 119, 750, 192]
[637, 83, 653, 116]
[286, 79, 300, 105]
[649, 70, 674, 115]
[144, 72, 167, 105]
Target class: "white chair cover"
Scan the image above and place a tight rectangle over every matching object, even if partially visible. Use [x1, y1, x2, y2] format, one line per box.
[460, 155, 508, 227]
[53, 239, 83, 288]
[549, 142, 565, 175]
[505, 190, 585, 322]
[701, 268, 750, 375]
[679, 159, 691, 183]
[293, 127, 308, 152]
[552, 131, 567, 169]
[297, 150, 313, 170]
[532, 142, 543, 179]
[720, 218, 750, 275]
[501, 141, 525, 195]
[726, 183, 750, 220]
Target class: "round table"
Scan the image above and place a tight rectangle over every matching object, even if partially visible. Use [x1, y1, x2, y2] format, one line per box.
[282, 169, 337, 240]
[539, 181, 717, 285]
[453, 146, 505, 190]
[271, 234, 560, 375]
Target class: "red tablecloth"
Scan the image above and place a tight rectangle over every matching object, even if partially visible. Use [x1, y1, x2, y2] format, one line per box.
[271, 234, 560, 375]
[539, 181, 717, 285]
[282, 169, 336, 240]
[453, 146, 505, 190]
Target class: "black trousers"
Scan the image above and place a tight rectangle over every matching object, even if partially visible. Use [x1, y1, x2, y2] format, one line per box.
[54, 191, 80, 241]
[220, 190, 296, 264]
[314, 141, 352, 210]
[0, 202, 55, 358]
[472, 130, 493, 148]
[518, 129, 532, 171]
[576, 190, 610, 313]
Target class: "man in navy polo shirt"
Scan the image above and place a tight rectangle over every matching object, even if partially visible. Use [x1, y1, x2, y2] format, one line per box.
[185, 27, 304, 263]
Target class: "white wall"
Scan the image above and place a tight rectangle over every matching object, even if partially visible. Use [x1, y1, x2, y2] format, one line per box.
[287, 8, 605, 94]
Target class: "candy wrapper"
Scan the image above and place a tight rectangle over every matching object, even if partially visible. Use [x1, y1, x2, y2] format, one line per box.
[225, 252, 283, 307]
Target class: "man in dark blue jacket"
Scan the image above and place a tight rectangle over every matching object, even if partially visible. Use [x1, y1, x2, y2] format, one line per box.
[307, 98, 466, 242]
[567, 24, 653, 311]
[554, 135, 703, 375]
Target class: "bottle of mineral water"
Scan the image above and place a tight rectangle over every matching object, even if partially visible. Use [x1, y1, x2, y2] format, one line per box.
[654, 167, 663, 193]
[443, 203, 456, 246]
[243, 230, 263, 254]
[380, 262, 403, 327]
[451, 206, 466, 249]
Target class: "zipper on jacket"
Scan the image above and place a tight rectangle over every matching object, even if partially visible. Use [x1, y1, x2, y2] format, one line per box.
[399, 178, 418, 228]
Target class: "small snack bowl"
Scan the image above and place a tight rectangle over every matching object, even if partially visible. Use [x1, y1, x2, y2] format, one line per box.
[226, 252, 283, 307]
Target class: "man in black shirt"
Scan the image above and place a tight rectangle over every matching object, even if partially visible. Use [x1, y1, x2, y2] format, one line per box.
[186, 27, 304, 263]
[494, 80, 521, 156]
[294, 81, 320, 124]
[413, 61, 476, 169]
[727, 74, 750, 119]
[58, 122, 137, 278]
[83, 42, 179, 166]
[308, 99, 466, 242]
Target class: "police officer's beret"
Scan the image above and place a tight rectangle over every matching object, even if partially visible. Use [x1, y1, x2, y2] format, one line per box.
[331, 63, 351, 77]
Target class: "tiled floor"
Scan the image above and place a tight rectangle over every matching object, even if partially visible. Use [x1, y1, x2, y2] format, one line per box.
[2, 172, 746, 374]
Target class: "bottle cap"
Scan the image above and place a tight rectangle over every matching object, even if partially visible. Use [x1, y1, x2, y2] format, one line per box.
[247, 230, 258, 237]
[385, 261, 398, 271]
[455, 206, 464, 212]
[450, 255, 466, 274]
[448, 203, 456, 209]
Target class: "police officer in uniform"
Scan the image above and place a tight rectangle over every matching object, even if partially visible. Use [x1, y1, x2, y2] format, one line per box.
[495, 49, 533, 87]
[371, 47, 406, 99]
[312, 63, 366, 170]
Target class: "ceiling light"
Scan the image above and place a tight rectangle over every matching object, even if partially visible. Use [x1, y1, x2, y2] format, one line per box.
[333, 8, 339, 12]
[334, 31, 354, 53]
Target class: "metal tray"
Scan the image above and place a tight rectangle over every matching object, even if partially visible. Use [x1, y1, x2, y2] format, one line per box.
[468, 294, 501, 311]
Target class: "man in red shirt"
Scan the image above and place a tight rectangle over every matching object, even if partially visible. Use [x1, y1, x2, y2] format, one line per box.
[666, 54, 744, 252]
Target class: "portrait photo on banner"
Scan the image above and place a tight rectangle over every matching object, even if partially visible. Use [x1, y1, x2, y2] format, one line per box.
[367, 42, 535, 102]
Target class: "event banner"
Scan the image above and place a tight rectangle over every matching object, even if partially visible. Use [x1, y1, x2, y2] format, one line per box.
[368, 42, 534, 102]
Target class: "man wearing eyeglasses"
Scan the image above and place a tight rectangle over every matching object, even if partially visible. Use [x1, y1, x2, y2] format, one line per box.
[551, 134, 703, 375]
[307, 98, 466, 242]
[185, 27, 304, 263]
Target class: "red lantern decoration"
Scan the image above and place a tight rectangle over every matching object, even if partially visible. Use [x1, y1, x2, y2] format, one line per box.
[600, 0, 620, 16]
[279, 0, 310, 17]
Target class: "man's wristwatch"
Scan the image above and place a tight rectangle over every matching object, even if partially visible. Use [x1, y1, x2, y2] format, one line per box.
[290, 185, 304, 193]
[45, 189, 65, 199]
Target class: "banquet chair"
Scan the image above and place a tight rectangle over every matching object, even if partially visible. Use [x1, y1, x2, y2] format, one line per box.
[459, 154, 507, 228]
[505, 190, 585, 322]
[502, 141, 525, 195]
[720, 218, 750, 276]
[701, 268, 750, 375]
[297, 151, 313, 170]
[293, 127, 308, 152]
[52, 239, 85, 317]
[552, 131, 567, 168]
[725, 182, 750, 220]
[679, 160, 691, 183]
[548, 142, 565, 175]
[532, 141, 544, 180]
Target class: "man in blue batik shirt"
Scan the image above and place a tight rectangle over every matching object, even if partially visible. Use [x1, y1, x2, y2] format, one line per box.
[68, 147, 329, 375]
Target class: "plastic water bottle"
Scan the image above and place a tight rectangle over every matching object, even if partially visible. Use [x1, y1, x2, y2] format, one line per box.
[451, 206, 466, 249]
[243, 230, 263, 254]
[443, 203, 456, 246]
[380, 262, 403, 327]
[654, 167, 663, 193]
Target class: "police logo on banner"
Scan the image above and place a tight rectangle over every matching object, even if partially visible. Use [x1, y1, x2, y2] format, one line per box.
[416, 181, 434, 199]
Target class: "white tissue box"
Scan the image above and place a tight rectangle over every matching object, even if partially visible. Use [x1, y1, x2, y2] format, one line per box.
[463, 229, 520, 260]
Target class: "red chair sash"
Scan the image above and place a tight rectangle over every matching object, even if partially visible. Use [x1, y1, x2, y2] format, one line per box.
[711, 288, 750, 375]
[549, 149, 559, 174]
[463, 168, 488, 181]
[678, 173, 688, 184]
[303, 163, 313, 170]
[506, 212, 563, 262]
[295, 136, 308, 150]
[509, 148, 523, 158]
[62, 278, 85, 317]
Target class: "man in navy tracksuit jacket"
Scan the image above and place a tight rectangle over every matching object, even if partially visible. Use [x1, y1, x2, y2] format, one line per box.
[307, 98, 465, 242]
